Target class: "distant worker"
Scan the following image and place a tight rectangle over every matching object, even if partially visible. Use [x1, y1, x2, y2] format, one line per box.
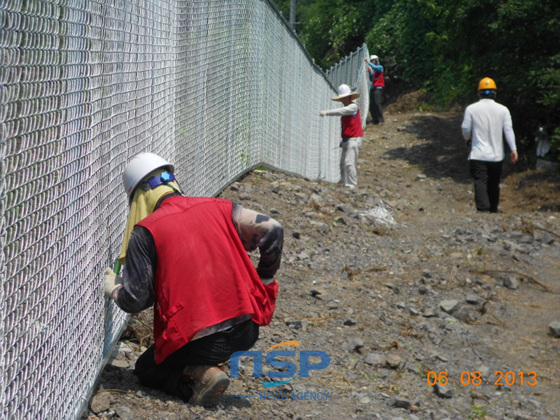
[365, 54, 385, 124]
[319, 84, 364, 189]
[104, 152, 283, 406]
[461, 77, 518, 213]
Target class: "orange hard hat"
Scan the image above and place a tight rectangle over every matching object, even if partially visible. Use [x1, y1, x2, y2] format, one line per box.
[478, 77, 497, 91]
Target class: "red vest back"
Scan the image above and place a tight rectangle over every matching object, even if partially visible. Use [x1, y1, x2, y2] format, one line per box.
[137, 196, 278, 363]
[373, 70, 385, 88]
[341, 108, 364, 139]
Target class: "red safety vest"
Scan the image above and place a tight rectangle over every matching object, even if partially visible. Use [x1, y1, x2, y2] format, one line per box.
[341, 108, 364, 139]
[137, 196, 278, 363]
[372, 70, 385, 88]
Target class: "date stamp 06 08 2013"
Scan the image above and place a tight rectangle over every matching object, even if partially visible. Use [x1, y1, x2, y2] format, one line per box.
[427, 371, 537, 387]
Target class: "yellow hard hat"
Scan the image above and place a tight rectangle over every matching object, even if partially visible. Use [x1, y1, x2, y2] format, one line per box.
[478, 77, 497, 91]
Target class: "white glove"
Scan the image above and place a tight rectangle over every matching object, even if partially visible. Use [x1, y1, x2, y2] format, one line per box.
[319, 111, 327, 117]
[261, 278, 275, 285]
[104, 267, 123, 298]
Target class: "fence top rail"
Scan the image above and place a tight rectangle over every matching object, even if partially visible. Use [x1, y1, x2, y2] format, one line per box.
[263, 0, 337, 91]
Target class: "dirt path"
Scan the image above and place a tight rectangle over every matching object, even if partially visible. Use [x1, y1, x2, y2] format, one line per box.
[367, 110, 560, 410]
[85, 107, 560, 420]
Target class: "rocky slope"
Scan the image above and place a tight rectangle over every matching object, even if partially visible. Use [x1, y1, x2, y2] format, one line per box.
[84, 107, 560, 420]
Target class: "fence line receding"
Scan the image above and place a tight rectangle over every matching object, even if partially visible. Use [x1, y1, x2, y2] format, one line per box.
[0, 1, 370, 418]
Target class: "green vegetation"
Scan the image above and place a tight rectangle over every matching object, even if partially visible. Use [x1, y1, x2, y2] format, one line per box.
[361, 372, 377, 381]
[275, 0, 560, 163]
[468, 404, 488, 419]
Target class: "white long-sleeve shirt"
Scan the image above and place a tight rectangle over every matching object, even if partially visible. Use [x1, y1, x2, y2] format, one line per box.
[461, 98, 516, 162]
[322, 102, 359, 117]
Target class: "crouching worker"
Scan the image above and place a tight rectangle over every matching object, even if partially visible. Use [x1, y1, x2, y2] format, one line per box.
[104, 153, 283, 407]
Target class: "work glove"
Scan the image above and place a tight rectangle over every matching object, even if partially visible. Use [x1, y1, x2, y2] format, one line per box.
[104, 267, 123, 298]
[319, 111, 327, 117]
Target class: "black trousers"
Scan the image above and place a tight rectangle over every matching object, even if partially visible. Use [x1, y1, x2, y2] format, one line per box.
[369, 88, 384, 124]
[133, 320, 259, 401]
[469, 160, 503, 212]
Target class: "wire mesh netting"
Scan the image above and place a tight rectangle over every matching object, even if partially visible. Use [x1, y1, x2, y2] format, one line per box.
[326, 47, 371, 128]
[0, 0, 370, 418]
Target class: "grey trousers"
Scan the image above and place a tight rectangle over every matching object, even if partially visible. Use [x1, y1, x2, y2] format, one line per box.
[340, 137, 362, 188]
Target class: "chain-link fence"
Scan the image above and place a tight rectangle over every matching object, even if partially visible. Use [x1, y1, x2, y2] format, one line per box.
[0, 1, 370, 418]
[326, 47, 370, 127]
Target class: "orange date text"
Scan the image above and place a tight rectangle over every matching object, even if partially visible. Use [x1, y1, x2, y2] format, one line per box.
[426, 370, 537, 386]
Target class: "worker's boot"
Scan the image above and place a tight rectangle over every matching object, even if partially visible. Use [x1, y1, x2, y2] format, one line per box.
[183, 365, 230, 407]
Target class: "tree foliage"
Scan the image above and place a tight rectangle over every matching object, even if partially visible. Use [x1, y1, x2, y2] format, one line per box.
[275, 0, 376, 69]
[274, 0, 560, 163]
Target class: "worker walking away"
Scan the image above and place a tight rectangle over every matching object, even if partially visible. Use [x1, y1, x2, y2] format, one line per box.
[461, 77, 518, 212]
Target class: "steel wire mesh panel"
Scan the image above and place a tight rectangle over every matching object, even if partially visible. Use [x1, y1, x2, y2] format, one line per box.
[326, 45, 370, 128]
[0, 0, 369, 418]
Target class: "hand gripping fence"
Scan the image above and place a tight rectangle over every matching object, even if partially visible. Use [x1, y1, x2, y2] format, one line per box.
[0, 1, 370, 418]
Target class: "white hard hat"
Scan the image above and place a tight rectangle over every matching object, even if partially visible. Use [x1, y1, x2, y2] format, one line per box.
[332, 84, 360, 102]
[370, 55, 379, 61]
[123, 152, 174, 199]
[337, 84, 352, 96]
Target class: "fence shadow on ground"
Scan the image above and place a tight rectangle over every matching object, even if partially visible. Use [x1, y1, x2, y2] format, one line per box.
[382, 113, 472, 185]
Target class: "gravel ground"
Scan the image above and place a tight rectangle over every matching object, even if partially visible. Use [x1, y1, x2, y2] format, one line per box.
[84, 105, 560, 420]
